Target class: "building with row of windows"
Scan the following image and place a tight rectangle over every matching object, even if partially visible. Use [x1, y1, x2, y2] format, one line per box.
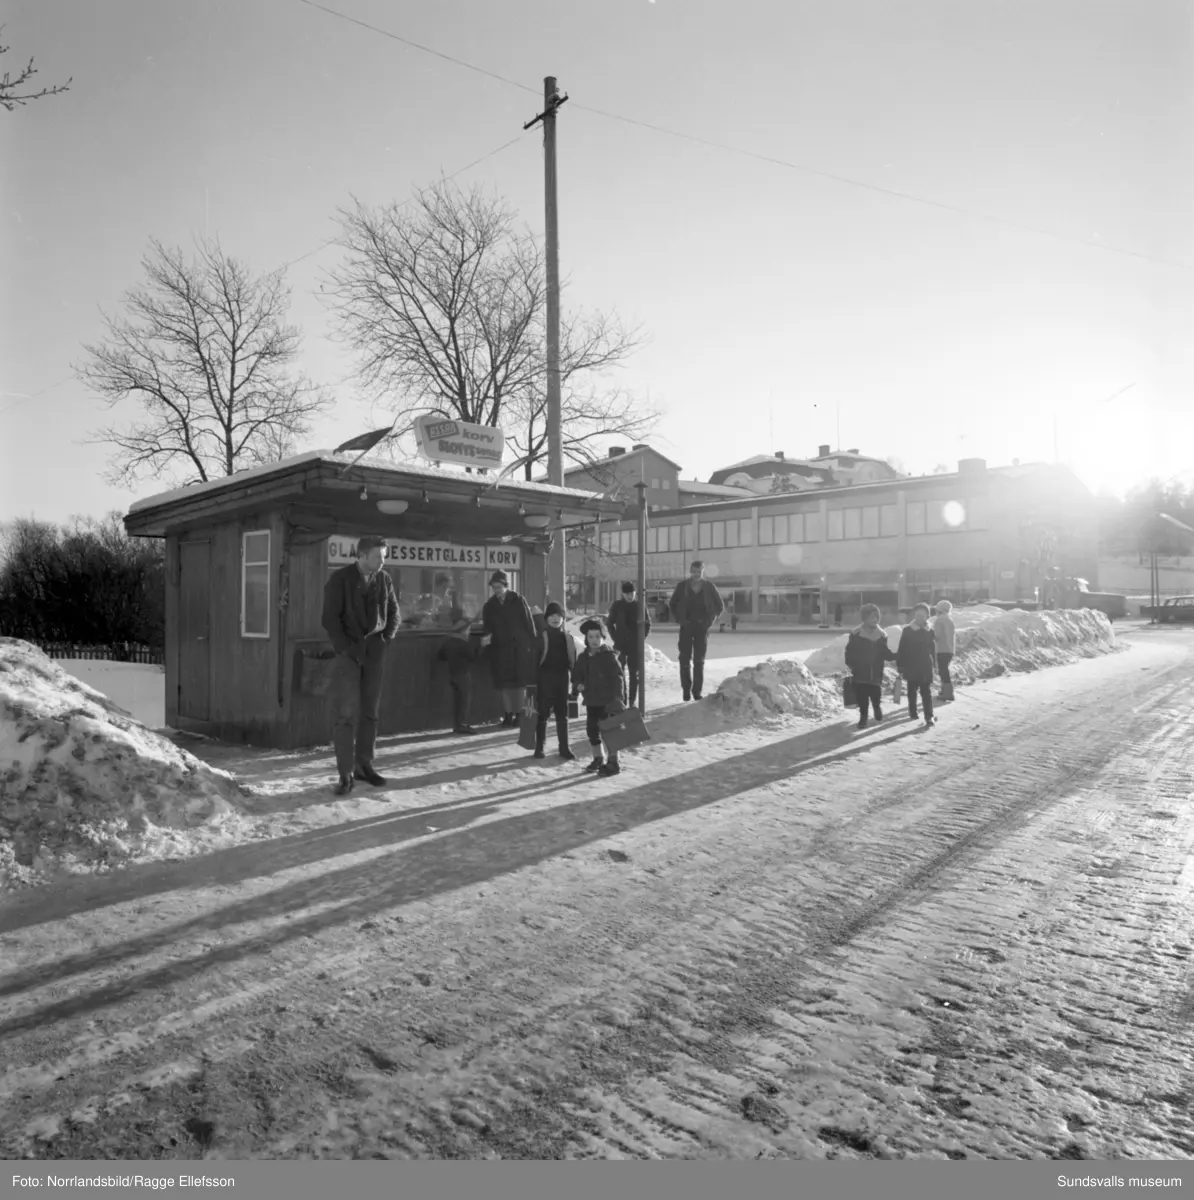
[564, 449, 1099, 625]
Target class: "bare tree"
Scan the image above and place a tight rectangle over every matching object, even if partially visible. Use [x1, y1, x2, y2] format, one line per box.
[77, 238, 332, 487]
[0, 27, 71, 112]
[327, 181, 650, 474]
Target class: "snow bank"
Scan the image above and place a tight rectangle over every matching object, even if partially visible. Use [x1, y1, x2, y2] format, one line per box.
[713, 658, 841, 721]
[0, 639, 249, 890]
[803, 607, 1118, 685]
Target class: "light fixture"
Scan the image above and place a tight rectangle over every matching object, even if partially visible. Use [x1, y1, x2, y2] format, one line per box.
[517, 503, 526, 517]
[474, 494, 482, 507]
[556, 508, 564, 520]
[524, 514, 551, 529]
[376, 499, 409, 515]
[421, 489, 429, 504]
[359, 486, 368, 501]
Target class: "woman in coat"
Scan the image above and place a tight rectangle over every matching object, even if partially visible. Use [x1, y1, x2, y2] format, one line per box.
[481, 571, 538, 727]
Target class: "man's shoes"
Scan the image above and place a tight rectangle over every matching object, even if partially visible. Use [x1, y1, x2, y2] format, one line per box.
[583, 758, 604, 773]
[354, 763, 387, 786]
[874, 709, 884, 722]
[597, 762, 621, 777]
[682, 690, 691, 702]
[692, 692, 702, 700]
[857, 719, 868, 729]
[335, 774, 354, 796]
[924, 716, 937, 727]
[453, 725, 478, 735]
[559, 748, 577, 761]
[533, 749, 546, 759]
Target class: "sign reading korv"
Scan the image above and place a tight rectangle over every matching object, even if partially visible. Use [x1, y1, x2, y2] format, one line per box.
[327, 536, 521, 572]
[414, 414, 505, 469]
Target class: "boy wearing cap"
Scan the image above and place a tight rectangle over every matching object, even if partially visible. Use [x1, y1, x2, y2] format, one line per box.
[668, 561, 724, 701]
[480, 570, 538, 727]
[533, 601, 578, 760]
[570, 617, 627, 777]
[321, 534, 400, 795]
[606, 580, 652, 709]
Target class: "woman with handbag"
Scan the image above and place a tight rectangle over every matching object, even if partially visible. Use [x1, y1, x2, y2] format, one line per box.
[570, 617, 628, 778]
[480, 571, 538, 728]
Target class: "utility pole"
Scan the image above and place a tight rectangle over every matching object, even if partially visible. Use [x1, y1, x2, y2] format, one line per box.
[525, 77, 570, 606]
[635, 479, 648, 715]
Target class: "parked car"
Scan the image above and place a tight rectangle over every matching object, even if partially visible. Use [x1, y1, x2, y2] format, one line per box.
[1140, 595, 1194, 623]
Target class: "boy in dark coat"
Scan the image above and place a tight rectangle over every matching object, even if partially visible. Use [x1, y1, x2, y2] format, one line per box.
[570, 617, 627, 777]
[480, 570, 538, 727]
[844, 603, 896, 729]
[606, 580, 652, 709]
[534, 601, 577, 760]
[896, 602, 938, 726]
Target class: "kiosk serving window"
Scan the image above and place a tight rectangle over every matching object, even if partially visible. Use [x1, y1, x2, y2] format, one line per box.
[241, 530, 271, 638]
[325, 536, 521, 633]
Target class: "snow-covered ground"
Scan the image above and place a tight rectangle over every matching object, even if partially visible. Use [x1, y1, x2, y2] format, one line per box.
[0, 640, 254, 890]
[53, 659, 166, 730]
[0, 608, 1120, 895]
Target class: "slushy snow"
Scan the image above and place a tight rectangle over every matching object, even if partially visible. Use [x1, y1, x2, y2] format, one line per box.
[0, 638, 250, 890]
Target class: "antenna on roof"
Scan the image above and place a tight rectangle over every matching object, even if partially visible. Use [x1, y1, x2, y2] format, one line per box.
[836, 403, 841, 453]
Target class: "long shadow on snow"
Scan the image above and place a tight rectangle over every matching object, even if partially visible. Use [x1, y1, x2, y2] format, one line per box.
[0, 721, 923, 1032]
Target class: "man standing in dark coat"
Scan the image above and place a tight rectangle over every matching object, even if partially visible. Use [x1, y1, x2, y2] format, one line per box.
[321, 535, 400, 795]
[606, 580, 652, 709]
[668, 560, 724, 701]
[481, 570, 538, 727]
[437, 596, 480, 736]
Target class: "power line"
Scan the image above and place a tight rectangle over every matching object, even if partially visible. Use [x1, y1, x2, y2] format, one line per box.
[294, 0, 1194, 272]
[294, 0, 539, 96]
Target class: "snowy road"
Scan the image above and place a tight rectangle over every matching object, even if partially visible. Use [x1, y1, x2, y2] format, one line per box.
[1, 626, 1192, 1160]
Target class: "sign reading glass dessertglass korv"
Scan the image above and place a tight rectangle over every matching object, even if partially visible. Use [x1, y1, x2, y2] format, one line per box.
[327, 536, 521, 572]
[414, 415, 505, 469]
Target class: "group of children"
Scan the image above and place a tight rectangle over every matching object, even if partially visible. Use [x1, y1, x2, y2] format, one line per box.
[534, 603, 628, 778]
[844, 599, 957, 730]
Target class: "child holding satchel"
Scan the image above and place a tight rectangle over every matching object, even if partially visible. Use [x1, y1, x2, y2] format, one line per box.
[571, 617, 628, 778]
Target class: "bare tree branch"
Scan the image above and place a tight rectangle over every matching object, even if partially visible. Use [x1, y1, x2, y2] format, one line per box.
[0, 27, 71, 112]
[75, 237, 332, 487]
[324, 180, 651, 474]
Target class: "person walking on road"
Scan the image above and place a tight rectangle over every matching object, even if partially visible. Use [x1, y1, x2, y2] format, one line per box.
[934, 599, 957, 702]
[607, 580, 651, 709]
[481, 571, 538, 728]
[321, 534, 400, 795]
[534, 601, 577, 761]
[571, 617, 628, 777]
[844, 603, 897, 729]
[897, 602, 938, 727]
[669, 561, 724, 702]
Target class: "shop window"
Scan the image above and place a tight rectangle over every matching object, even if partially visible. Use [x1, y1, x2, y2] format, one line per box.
[926, 501, 946, 534]
[827, 510, 844, 541]
[699, 523, 712, 550]
[684, 524, 695, 550]
[395, 566, 487, 630]
[804, 512, 822, 542]
[907, 502, 926, 535]
[759, 516, 774, 545]
[774, 514, 789, 544]
[671, 525, 684, 552]
[880, 504, 898, 537]
[861, 506, 879, 538]
[646, 527, 658, 553]
[241, 530, 270, 638]
[739, 518, 754, 547]
[789, 513, 804, 542]
[844, 508, 861, 540]
[630, 529, 639, 553]
[725, 520, 739, 548]
[712, 521, 726, 549]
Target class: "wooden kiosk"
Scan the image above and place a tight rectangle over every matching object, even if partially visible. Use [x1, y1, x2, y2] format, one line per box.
[123, 450, 626, 749]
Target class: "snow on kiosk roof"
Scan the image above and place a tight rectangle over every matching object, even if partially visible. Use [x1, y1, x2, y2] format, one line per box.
[125, 450, 627, 537]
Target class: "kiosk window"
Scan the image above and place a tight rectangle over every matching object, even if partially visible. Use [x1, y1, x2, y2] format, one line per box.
[392, 565, 489, 630]
[241, 530, 270, 638]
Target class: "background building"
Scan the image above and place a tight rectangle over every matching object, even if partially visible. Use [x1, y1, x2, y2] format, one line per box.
[571, 452, 1098, 625]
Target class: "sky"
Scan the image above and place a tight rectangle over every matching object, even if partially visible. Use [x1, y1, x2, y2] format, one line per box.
[2, 0, 1192, 527]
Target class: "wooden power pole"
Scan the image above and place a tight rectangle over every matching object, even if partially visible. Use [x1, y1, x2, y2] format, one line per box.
[525, 77, 569, 607]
